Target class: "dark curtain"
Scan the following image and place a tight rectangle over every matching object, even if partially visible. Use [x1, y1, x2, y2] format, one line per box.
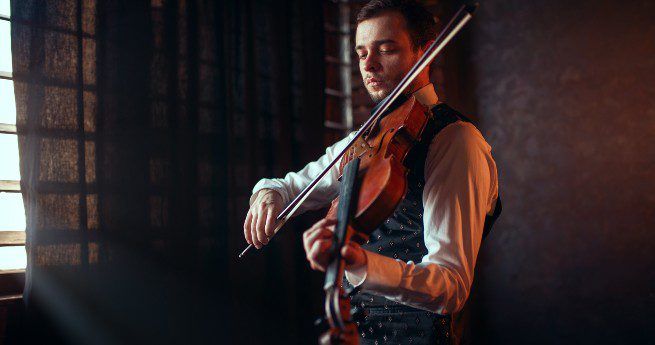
[12, 0, 326, 344]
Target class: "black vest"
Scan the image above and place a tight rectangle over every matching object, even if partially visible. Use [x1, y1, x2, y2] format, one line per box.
[346, 103, 502, 344]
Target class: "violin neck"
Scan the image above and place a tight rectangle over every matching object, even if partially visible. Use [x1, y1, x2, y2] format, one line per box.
[324, 158, 360, 291]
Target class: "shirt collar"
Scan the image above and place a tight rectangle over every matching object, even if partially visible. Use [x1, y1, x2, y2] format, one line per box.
[412, 83, 439, 108]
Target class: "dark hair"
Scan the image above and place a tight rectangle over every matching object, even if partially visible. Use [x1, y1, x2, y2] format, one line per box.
[357, 0, 437, 50]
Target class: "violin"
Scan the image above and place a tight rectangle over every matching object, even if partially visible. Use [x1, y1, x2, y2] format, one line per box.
[238, 4, 478, 344]
[317, 95, 431, 344]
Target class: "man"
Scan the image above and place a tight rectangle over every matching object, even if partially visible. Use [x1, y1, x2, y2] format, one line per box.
[243, 1, 501, 344]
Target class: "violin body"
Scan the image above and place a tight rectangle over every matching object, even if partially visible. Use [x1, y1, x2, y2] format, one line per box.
[326, 95, 432, 236]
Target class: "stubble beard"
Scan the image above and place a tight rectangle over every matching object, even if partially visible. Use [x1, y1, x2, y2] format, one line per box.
[368, 84, 412, 104]
[368, 88, 389, 103]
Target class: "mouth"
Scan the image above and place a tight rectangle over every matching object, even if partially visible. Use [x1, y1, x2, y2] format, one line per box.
[366, 77, 385, 88]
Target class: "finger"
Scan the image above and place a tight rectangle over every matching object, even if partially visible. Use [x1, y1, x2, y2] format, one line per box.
[243, 210, 253, 245]
[256, 208, 269, 245]
[308, 238, 331, 262]
[313, 218, 337, 230]
[303, 219, 335, 248]
[302, 226, 321, 253]
[250, 213, 263, 249]
[322, 218, 338, 227]
[304, 227, 333, 252]
[264, 208, 276, 237]
[308, 239, 333, 272]
[341, 241, 363, 266]
[319, 218, 337, 233]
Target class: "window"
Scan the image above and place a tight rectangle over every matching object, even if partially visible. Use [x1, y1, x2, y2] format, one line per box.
[0, 0, 27, 272]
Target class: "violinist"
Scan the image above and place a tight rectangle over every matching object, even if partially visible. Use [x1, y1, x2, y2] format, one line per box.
[243, 1, 501, 344]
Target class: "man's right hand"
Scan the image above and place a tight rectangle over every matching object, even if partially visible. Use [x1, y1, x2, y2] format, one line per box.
[243, 189, 284, 249]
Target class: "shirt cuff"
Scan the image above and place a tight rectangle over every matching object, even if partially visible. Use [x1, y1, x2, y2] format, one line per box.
[251, 179, 290, 206]
[345, 250, 403, 293]
[345, 264, 367, 287]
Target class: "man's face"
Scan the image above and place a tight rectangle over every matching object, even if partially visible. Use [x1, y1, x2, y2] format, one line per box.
[355, 11, 423, 102]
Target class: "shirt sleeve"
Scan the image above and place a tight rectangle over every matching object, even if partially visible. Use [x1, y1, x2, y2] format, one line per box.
[345, 121, 499, 315]
[251, 132, 357, 216]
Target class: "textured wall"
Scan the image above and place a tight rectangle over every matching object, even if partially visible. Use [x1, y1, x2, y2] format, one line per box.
[463, 1, 655, 344]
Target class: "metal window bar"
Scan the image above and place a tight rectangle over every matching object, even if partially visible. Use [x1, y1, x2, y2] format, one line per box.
[323, 0, 354, 136]
[0, 123, 17, 134]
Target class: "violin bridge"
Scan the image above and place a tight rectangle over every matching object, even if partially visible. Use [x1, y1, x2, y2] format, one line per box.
[352, 136, 373, 158]
[337, 137, 373, 179]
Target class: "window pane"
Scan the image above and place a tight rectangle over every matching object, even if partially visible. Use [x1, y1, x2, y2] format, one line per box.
[0, 133, 20, 180]
[0, 19, 10, 72]
[0, 0, 8, 18]
[0, 246, 26, 271]
[0, 79, 16, 124]
[0, 192, 25, 230]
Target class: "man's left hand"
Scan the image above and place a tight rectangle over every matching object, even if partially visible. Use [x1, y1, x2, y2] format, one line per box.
[302, 218, 367, 272]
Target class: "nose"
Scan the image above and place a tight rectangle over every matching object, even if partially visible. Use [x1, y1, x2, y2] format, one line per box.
[362, 53, 381, 73]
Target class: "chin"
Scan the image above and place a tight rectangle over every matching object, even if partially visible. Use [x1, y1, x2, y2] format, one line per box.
[368, 89, 389, 103]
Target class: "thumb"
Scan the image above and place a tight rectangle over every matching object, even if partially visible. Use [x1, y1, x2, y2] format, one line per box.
[341, 241, 365, 268]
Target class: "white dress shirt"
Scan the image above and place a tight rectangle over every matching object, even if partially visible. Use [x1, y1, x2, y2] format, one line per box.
[251, 84, 499, 315]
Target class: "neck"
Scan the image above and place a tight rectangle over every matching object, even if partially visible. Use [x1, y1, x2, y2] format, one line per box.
[405, 81, 431, 96]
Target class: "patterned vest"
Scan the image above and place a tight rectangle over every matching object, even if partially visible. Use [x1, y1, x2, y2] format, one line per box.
[346, 103, 503, 345]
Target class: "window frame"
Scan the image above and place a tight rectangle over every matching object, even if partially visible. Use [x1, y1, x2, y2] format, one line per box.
[0, 9, 26, 299]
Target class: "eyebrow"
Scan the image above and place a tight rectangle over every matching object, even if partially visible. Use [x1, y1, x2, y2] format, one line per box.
[355, 39, 398, 51]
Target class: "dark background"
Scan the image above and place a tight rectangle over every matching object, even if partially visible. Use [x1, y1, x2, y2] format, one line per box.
[459, 1, 655, 344]
[5, 0, 654, 344]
